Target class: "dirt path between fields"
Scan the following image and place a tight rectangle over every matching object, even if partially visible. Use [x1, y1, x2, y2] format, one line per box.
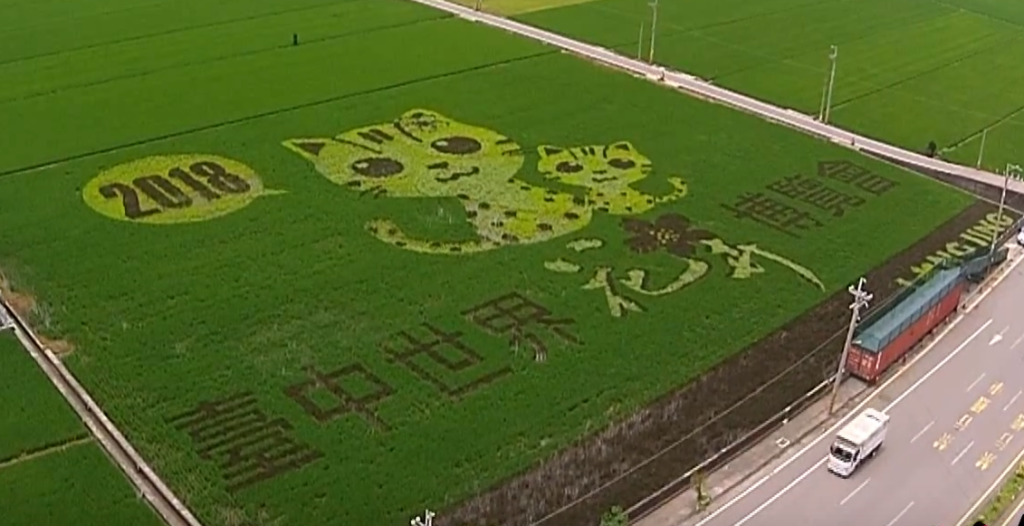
[0, 300, 201, 526]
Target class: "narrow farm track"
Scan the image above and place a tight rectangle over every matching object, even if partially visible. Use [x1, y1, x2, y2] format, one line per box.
[0, 435, 92, 470]
[407, 0, 1024, 195]
[0, 303, 201, 526]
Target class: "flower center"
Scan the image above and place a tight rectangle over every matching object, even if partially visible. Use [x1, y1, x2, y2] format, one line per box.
[653, 228, 680, 245]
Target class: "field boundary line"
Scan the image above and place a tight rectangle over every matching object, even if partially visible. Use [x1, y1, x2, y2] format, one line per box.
[0, 435, 92, 470]
[1, 15, 449, 107]
[405, 0, 1024, 197]
[0, 298, 201, 526]
[945, 101, 1024, 154]
[829, 31, 1017, 113]
[0, 0, 383, 68]
[0, 50, 553, 179]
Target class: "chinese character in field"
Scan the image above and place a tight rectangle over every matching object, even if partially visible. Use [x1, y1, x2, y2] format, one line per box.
[543, 213, 826, 317]
[284, 363, 394, 430]
[699, 238, 825, 291]
[381, 323, 513, 395]
[462, 292, 581, 362]
[817, 160, 898, 196]
[721, 192, 823, 237]
[766, 174, 865, 218]
[166, 392, 323, 492]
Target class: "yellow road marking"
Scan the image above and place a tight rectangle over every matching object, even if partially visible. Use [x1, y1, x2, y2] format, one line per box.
[972, 396, 992, 414]
[977, 451, 998, 471]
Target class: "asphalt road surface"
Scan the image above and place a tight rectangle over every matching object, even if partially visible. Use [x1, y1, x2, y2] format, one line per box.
[692, 259, 1024, 526]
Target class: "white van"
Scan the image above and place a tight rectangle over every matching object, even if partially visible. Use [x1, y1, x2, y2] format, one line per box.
[828, 408, 889, 477]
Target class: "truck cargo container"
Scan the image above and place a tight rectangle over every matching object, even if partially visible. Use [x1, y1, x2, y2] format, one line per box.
[845, 267, 964, 383]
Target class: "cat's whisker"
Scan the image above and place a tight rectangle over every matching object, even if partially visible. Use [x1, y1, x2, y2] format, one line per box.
[501, 148, 524, 157]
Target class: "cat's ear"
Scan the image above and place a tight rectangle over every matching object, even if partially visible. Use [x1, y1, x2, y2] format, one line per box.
[283, 138, 329, 160]
[609, 141, 636, 153]
[402, 109, 447, 122]
[537, 145, 566, 158]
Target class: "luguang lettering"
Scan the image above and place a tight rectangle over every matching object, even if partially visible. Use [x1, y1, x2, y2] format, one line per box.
[895, 212, 1016, 286]
[721, 192, 823, 238]
[766, 174, 865, 218]
[166, 392, 323, 492]
[816, 160, 898, 196]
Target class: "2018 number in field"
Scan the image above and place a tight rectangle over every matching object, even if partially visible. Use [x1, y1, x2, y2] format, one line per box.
[99, 161, 251, 219]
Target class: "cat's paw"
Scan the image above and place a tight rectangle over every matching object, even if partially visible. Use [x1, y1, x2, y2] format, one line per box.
[366, 218, 402, 240]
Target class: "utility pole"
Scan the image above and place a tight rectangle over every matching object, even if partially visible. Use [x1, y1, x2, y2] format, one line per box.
[411, 510, 435, 526]
[820, 45, 839, 124]
[474, 0, 481, 10]
[648, 0, 659, 64]
[829, 277, 872, 415]
[976, 128, 988, 168]
[989, 163, 1022, 260]
[638, 22, 645, 60]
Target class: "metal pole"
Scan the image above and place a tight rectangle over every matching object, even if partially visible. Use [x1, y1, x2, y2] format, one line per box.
[829, 277, 872, 415]
[989, 165, 1011, 259]
[648, 0, 659, 64]
[474, 0, 481, 10]
[823, 45, 839, 124]
[638, 22, 645, 61]
[818, 69, 829, 121]
[976, 128, 987, 168]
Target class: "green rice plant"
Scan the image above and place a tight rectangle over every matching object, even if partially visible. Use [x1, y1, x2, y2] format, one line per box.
[0, 333, 84, 462]
[0, 441, 164, 526]
[0, 1, 978, 524]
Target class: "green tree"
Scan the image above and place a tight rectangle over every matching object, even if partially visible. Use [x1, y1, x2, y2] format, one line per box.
[599, 506, 628, 526]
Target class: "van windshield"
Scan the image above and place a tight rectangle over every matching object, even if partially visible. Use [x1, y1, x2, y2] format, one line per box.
[830, 444, 854, 463]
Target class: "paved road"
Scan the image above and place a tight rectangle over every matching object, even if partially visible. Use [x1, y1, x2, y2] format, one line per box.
[688, 257, 1024, 526]
[406, 0, 1024, 195]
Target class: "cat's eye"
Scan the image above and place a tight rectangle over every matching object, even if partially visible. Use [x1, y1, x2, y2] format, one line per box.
[431, 136, 481, 155]
[608, 158, 636, 170]
[351, 157, 404, 178]
[556, 161, 583, 173]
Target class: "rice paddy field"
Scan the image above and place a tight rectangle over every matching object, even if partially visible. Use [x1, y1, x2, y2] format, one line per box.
[0, 331, 164, 526]
[0, 0, 1002, 524]
[496, 0, 1024, 174]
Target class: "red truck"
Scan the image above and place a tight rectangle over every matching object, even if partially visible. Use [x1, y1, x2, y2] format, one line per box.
[845, 267, 965, 383]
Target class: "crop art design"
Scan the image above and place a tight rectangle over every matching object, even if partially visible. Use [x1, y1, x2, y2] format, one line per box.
[283, 109, 692, 255]
[83, 155, 286, 224]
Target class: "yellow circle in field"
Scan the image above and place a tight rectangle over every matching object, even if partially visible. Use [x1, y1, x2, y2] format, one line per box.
[83, 155, 268, 225]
